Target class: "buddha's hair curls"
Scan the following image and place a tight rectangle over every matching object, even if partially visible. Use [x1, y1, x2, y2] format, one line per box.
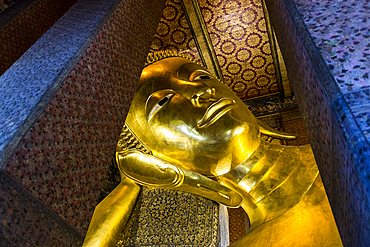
[116, 123, 151, 154]
[145, 50, 202, 67]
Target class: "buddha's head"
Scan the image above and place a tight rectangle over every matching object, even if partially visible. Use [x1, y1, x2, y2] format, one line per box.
[124, 51, 262, 177]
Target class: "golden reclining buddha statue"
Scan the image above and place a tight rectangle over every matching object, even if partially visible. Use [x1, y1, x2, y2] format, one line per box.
[83, 51, 343, 246]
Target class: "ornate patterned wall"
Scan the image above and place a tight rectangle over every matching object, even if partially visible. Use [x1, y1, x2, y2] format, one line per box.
[149, 0, 280, 101]
[149, 0, 202, 62]
[0, 0, 79, 76]
[116, 188, 219, 246]
[3, 0, 166, 236]
[227, 207, 247, 244]
[0, 170, 83, 246]
[265, 0, 370, 245]
[281, 109, 310, 146]
[198, 0, 279, 100]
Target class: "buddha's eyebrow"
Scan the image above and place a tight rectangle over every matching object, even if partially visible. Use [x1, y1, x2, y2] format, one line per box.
[176, 63, 210, 80]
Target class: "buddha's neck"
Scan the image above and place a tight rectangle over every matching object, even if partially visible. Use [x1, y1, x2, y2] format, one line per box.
[218, 140, 318, 229]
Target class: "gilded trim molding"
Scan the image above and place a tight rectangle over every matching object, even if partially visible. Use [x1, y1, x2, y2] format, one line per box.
[261, 0, 284, 100]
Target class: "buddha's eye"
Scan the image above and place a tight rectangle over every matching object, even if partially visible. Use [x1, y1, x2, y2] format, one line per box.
[147, 92, 174, 121]
[193, 75, 211, 81]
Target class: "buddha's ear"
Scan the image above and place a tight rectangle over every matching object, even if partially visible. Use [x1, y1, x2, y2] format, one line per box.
[257, 119, 298, 140]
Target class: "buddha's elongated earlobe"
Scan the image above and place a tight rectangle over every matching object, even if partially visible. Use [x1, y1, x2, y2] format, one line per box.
[116, 149, 242, 207]
[257, 119, 298, 140]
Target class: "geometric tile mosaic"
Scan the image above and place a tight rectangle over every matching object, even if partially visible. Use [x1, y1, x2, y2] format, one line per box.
[0, 0, 79, 76]
[3, 0, 166, 235]
[294, 0, 370, 144]
[0, 170, 83, 246]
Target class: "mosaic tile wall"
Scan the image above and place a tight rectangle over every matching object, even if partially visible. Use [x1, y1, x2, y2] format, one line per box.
[198, 0, 279, 100]
[149, 0, 202, 63]
[0, 0, 79, 76]
[228, 207, 247, 245]
[294, 0, 370, 145]
[265, 0, 370, 246]
[0, 170, 83, 247]
[2, 0, 166, 239]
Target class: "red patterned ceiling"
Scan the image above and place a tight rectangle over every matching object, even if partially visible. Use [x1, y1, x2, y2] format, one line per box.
[198, 0, 278, 100]
[149, 0, 202, 63]
[150, 0, 279, 100]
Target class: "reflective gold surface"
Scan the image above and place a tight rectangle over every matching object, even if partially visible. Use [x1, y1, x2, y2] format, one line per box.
[127, 55, 261, 176]
[230, 176, 343, 247]
[83, 52, 342, 246]
[116, 149, 242, 207]
[219, 142, 320, 229]
[82, 176, 140, 247]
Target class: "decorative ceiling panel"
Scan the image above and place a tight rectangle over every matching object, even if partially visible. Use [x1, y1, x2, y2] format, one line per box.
[149, 0, 202, 63]
[197, 0, 279, 100]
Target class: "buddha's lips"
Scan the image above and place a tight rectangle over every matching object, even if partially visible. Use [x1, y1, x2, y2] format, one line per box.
[197, 98, 236, 128]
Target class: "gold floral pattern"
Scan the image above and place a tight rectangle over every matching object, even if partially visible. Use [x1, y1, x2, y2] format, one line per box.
[197, 0, 278, 100]
[149, 0, 202, 63]
[116, 187, 218, 246]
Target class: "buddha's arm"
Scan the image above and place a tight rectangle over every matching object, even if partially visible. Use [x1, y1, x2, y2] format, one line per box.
[82, 176, 140, 247]
[116, 149, 242, 207]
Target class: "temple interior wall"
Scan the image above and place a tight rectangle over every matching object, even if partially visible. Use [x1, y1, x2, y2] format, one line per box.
[0, 0, 166, 245]
[0, 0, 79, 75]
[0, 0, 369, 246]
[265, 0, 370, 246]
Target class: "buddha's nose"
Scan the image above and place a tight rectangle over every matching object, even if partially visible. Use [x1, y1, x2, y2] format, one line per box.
[191, 86, 215, 106]
[176, 80, 216, 106]
[186, 81, 215, 107]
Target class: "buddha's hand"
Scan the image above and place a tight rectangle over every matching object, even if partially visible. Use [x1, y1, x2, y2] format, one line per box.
[116, 149, 242, 207]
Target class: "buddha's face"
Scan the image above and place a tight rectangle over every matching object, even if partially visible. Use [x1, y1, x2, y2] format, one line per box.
[126, 57, 261, 176]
